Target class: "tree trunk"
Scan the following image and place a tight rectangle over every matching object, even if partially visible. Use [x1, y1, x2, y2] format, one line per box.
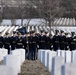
[48, 17, 52, 34]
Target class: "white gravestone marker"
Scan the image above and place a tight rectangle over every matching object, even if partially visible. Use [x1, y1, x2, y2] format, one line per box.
[3, 55, 21, 74]
[52, 56, 64, 75]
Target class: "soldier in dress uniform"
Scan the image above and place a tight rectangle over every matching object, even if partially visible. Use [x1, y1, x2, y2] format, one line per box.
[69, 32, 76, 51]
[65, 33, 70, 50]
[23, 32, 30, 59]
[53, 30, 60, 51]
[10, 31, 17, 50]
[16, 32, 24, 49]
[45, 32, 50, 49]
[27, 31, 33, 60]
[35, 31, 41, 50]
[31, 31, 38, 60]
[49, 34, 53, 50]
[0, 32, 4, 48]
[60, 30, 66, 50]
[4, 32, 10, 54]
[39, 30, 46, 49]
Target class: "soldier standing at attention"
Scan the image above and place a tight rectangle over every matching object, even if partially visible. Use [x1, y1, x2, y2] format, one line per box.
[4, 32, 10, 54]
[39, 30, 46, 49]
[31, 31, 38, 60]
[35, 31, 41, 50]
[53, 30, 60, 51]
[0, 32, 4, 48]
[60, 30, 66, 50]
[16, 32, 24, 49]
[45, 32, 50, 49]
[69, 32, 76, 51]
[10, 31, 17, 50]
[23, 32, 30, 59]
[65, 33, 70, 50]
[28, 31, 32, 60]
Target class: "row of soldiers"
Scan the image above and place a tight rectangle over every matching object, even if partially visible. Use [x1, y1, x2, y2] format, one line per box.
[0, 30, 76, 60]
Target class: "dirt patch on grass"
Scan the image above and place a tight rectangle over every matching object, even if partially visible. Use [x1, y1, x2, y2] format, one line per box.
[18, 60, 51, 75]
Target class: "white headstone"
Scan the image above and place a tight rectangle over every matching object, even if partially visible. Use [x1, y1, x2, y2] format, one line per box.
[57, 50, 61, 56]
[15, 49, 25, 63]
[11, 50, 22, 65]
[45, 50, 51, 67]
[42, 50, 50, 67]
[60, 50, 65, 58]
[60, 50, 66, 62]
[3, 55, 21, 74]
[38, 50, 41, 60]
[47, 51, 56, 72]
[0, 51, 3, 61]
[0, 49, 8, 61]
[0, 65, 13, 75]
[65, 51, 71, 63]
[39, 50, 45, 62]
[71, 50, 76, 63]
[62, 63, 76, 75]
[52, 56, 64, 75]
[38, 49, 44, 61]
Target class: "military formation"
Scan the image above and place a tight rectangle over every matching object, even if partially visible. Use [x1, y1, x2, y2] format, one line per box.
[0, 30, 76, 60]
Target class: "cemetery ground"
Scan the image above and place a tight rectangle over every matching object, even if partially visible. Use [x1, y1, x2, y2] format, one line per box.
[18, 60, 51, 75]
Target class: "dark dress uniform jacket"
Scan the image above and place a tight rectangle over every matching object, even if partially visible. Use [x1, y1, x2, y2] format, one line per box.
[31, 36, 37, 49]
[45, 36, 50, 49]
[39, 35, 46, 49]
[65, 37, 70, 50]
[0, 36, 4, 48]
[53, 35, 60, 51]
[10, 36, 17, 50]
[69, 36, 76, 51]
[4, 37, 10, 54]
[16, 37, 24, 48]
[26, 36, 32, 50]
[60, 35, 66, 50]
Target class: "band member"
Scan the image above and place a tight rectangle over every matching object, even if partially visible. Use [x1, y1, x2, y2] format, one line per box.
[4, 32, 10, 54]
[10, 31, 17, 50]
[0, 32, 4, 48]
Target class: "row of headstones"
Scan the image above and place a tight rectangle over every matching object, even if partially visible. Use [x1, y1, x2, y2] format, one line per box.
[54, 18, 76, 26]
[27, 25, 49, 32]
[38, 50, 76, 75]
[53, 27, 76, 33]
[0, 26, 19, 36]
[0, 48, 25, 75]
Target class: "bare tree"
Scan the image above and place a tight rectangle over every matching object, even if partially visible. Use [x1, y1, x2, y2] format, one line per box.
[31, 0, 65, 33]
[15, 0, 28, 26]
[15, 0, 36, 26]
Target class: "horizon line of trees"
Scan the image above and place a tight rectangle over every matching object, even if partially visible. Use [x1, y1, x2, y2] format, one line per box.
[0, 0, 76, 28]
